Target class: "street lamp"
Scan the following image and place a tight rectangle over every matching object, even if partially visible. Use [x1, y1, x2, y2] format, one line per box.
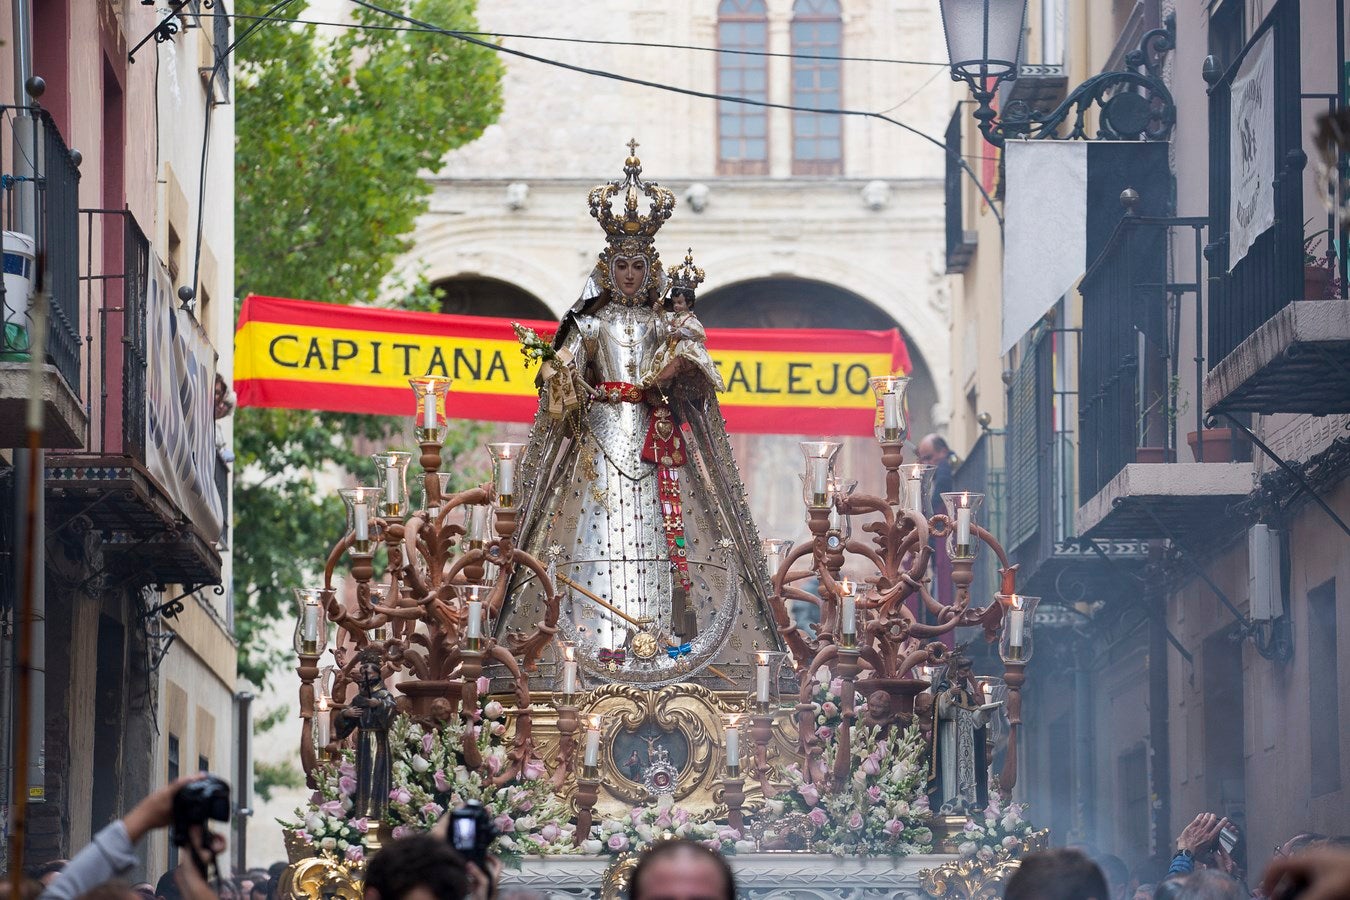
[940, 0, 1176, 147]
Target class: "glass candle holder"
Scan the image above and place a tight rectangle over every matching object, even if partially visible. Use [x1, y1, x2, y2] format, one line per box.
[761, 538, 793, 588]
[409, 375, 454, 442]
[464, 503, 491, 546]
[340, 486, 382, 555]
[557, 640, 579, 702]
[999, 594, 1040, 663]
[424, 472, 454, 520]
[752, 649, 789, 712]
[582, 713, 605, 777]
[902, 463, 937, 516]
[827, 476, 858, 539]
[368, 586, 390, 642]
[799, 441, 841, 509]
[486, 442, 525, 507]
[372, 450, 413, 518]
[869, 374, 911, 443]
[838, 578, 858, 647]
[941, 491, 985, 560]
[293, 588, 329, 656]
[458, 583, 492, 650]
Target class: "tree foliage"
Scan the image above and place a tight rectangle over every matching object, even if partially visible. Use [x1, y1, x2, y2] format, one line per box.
[233, 0, 502, 685]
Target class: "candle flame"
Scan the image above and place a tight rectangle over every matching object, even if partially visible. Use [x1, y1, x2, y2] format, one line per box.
[910, 464, 922, 477]
[1010, 594, 1024, 610]
[587, 714, 603, 730]
[960, 491, 970, 508]
[317, 696, 329, 712]
[756, 651, 769, 666]
[839, 578, 855, 596]
[563, 645, 576, 662]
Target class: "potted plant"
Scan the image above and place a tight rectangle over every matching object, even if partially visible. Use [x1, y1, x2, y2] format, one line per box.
[1186, 425, 1242, 463]
[1135, 376, 1181, 463]
[1303, 226, 1344, 300]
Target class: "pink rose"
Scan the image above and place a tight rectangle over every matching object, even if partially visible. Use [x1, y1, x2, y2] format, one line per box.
[516, 798, 535, 813]
[847, 811, 863, 830]
[352, 817, 370, 834]
[821, 701, 838, 717]
[433, 770, 451, 792]
[808, 808, 828, 827]
[338, 761, 356, 778]
[884, 819, 902, 837]
[867, 785, 882, 803]
[653, 811, 672, 828]
[422, 733, 435, 755]
[487, 753, 504, 775]
[421, 802, 444, 819]
[477, 676, 491, 694]
[338, 776, 357, 796]
[391, 825, 413, 840]
[523, 759, 547, 780]
[345, 845, 364, 863]
[816, 725, 833, 740]
[292, 829, 309, 842]
[494, 814, 515, 834]
[829, 678, 844, 696]
[673, 808, 690, 825]
[798, 784, 820, 806]
[319, 800, 343, 816]
[607, 833, 629, 852]
[390, 788, 412, 805]
[862, 755, 881, 776]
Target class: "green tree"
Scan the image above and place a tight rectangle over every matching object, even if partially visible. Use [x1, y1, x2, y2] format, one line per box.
[233, 0, 502, 686]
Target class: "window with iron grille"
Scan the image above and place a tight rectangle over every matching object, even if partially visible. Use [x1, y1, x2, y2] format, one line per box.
[790, 0, 842, 175]
[717, 0, 769, 175]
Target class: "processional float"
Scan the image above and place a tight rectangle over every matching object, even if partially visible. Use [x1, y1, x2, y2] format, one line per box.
[279, 149, 1045, 900]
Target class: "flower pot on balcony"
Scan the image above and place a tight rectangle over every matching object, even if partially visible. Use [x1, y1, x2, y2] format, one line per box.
[1136, 446, 1169, 463]
[1305, 263, 1334, 300]
[1187, 428, 1239, 463]
[0, 231, 35, 361]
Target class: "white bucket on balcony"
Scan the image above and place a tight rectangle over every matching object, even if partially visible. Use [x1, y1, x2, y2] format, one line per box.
[1, 231, 35, 358]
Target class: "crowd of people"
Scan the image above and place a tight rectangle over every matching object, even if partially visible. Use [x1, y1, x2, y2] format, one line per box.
[5, 779, 1349, 900]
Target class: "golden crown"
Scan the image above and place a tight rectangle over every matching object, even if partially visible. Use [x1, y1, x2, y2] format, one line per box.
[588, 140, 676, 245]
[668, 248, 705, 293]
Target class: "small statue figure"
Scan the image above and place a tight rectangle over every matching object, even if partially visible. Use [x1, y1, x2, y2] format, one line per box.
[647, 250, 724, 392]
[931, 655, 1000, 813]
[335, 648, 398, 821]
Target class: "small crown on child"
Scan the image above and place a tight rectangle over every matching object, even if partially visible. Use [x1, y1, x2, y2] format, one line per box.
[668, 248, 705, 293]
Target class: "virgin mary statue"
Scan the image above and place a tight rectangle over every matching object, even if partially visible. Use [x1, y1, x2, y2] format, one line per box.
[497, 145, 781, 688]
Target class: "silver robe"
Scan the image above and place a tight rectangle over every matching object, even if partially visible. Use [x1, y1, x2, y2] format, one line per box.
[498, 293, 780, 688]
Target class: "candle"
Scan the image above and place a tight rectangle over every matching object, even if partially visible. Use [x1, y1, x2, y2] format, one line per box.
[725, 720, 740, 770]
[755, 660, 770, 704]
[956, 493, 972, 546]
[469, 504, 488, 542]
[466, 600, 483, 640]
[841, 594, 857, 638]
[882, 388, 900, 431]
[498, 452, 515, 497]
[385, 463, 399, 506]
[583, 720, 601, 767]
[811, 458, 828, 500]
[907, 466, 923, 512]
[354, 496, 369, 542]
[316, 696, 330, 748]
[422, 389, 437, 430]
[561, 648, 578, 696]
[303, 601, 319, 643]
[1008, 596, 1025, 649]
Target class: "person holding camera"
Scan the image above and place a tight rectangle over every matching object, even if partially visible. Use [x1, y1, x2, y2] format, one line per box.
[362, 835, 469, 900]
[41, 774, 231, 900]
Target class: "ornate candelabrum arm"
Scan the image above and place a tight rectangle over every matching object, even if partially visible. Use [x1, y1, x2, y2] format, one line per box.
[832, 647, 861, 789]
[297, 652, 321, 786]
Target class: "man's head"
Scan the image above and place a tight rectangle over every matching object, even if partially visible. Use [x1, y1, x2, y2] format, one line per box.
[1004, 848, 1109, 900]
[29, 860, 68, 886]
[249, 879, 271, 900]
[628, 839, 735, 900]
[364, 834, 469, 900]
[917, 434, 950, 465]
[1165, 869, 1244, 899]
[155, 869, 182, 900]
[1277, 832, 1327, 858]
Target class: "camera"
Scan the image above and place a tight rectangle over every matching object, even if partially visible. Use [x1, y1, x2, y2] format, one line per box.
[1219, 824, 1239, 855]
[448, 799, 498, 867]
[171, 775, 232, 848]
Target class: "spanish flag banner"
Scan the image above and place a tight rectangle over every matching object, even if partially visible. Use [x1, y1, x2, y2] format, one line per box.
[234, 295, 910, 436]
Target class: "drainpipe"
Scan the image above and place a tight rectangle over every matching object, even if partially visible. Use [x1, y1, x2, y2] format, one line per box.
[233, 691, 254, 873]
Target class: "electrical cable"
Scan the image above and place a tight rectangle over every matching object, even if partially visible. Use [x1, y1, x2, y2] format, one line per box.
[350, 0, 1004, 227]
[219, 12, 951, 66]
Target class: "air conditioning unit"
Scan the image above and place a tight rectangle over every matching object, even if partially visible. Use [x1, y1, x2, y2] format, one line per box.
[1247, 524, 1280, 622]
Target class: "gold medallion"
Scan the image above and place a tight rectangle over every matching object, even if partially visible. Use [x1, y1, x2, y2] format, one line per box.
[632, 631, 660, 660]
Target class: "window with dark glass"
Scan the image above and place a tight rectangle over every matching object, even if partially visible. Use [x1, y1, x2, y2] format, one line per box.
[717, 0, 769, 175]
[790, 0, 843, 174]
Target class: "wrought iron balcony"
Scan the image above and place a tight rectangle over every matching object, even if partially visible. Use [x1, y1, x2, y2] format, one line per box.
[45, 210, 223, 590]
[0, 108, 84, 447]
[1204, 0, 1350, 416]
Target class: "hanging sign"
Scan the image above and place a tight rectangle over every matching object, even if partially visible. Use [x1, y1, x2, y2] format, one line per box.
[234, 295, 910, 436]
[1229, 29, 1276, 269]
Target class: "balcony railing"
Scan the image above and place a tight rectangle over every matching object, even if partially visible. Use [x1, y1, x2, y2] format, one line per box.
[1078, 216, 1209, 501]
[1205, 0, 1307, 365]
[0, 107, 81, 395]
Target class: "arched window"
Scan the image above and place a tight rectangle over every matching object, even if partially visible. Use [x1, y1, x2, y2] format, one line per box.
[790, 0, 842, 175]
[717, 0, 769, 175]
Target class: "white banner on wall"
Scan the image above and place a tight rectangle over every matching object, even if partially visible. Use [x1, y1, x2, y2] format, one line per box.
[1229, 29, 1275, 269]
[145, 259, 223, 543]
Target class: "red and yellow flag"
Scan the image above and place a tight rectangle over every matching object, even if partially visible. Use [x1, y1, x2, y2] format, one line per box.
[234, 295, 910, 436]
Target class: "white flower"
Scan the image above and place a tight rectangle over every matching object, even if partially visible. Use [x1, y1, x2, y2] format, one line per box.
[320, 837, 337, 851]
[958, 841, 977, 858]
[411, 754, 431, 773]
[305, 814, 324, 834]
[734, 840, 757, 853]
[580, 839, 603, 854]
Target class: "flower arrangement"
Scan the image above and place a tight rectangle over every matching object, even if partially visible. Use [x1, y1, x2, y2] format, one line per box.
[774, 666, 935, 856]
[587, 795, 756, 857]
[283, 685, 575, 863]
[956, 791, 1039, 863]
[512, 322, 558, 368]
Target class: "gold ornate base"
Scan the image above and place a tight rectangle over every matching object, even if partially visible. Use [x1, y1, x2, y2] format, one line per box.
[277, 856, 364, 900]
[919, 857, 1022, 900]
